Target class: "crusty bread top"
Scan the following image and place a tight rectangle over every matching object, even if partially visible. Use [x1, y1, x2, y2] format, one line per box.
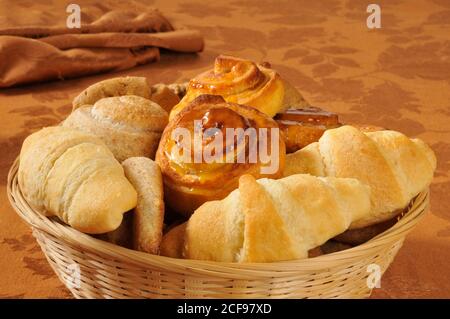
[72, 76, 151, 110]
[91, 95, 168, 132]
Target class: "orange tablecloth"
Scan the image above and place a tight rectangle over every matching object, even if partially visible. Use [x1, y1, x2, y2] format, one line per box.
[1, 0, 449, 298]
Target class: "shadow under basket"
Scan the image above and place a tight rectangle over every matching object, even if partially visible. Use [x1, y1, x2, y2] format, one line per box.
[7, 158, 429, 299]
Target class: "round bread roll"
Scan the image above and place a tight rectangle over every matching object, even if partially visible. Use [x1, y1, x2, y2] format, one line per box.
[64, 95, 168, 162]
[72, 76, 151, 110]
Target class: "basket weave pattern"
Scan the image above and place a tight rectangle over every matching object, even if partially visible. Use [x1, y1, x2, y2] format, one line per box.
[7, 158, 429, 298]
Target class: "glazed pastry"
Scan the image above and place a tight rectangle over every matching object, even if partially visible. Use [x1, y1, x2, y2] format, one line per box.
[275, 107, 341, 153]
[63, 95, 168, 162]
[122, 157, 164, 254]
[184, 174, 371, 262]
[169, 55, 286, 119]
[156, 94, 286, 216]
[72, 76, 151, 110]
[284, 125, 436, 229]
[18, 126, 137, 234]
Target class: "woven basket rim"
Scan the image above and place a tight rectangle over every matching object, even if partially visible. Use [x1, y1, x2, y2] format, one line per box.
[7, 156, 429, 277]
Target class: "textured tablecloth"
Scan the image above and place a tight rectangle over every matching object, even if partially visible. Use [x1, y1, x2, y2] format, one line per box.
[0, 0, 449, 298]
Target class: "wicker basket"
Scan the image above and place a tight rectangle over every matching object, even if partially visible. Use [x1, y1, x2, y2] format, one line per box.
[7, 158, 429, 299]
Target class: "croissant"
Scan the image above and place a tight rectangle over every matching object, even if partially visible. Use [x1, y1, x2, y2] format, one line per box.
[184, 174, 371, 262]
[284, 125, 436, 229]
[156, 94, 286, 216]
[72, 76, 151, 110]
[63, 95, 168, 162]
[18, 126, 137, 234]
[169, 55, 287, 119]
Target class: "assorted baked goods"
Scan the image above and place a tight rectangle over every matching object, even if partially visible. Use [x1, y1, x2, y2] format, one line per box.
[18, 126, 137, 234]
[156, 94, 285, 216]
[63, 95, 168, 161]
[15, 55, 436, 263]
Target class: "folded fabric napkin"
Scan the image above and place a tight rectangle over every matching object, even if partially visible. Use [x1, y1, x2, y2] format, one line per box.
[0, 5, 203, 88]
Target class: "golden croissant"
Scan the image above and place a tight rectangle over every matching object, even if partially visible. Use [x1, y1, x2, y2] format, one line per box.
[284, 125, 436, 229]
[18, 126, 137, 234]
[183, 174, 371, 262]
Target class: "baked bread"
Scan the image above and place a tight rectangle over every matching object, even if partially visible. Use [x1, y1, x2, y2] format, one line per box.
[150, 83, 181, 113]
[184, 174, 371, 262]
[275, 107, 341, 153]
[169, 55, 286, 119]
[156, 94, 286, 216]
[333, 211, 403, 245]
[122, 157, 164, 254]
[18, 126, 137, 234]
[63, 95, 168, 162]
[160, 223, 186, 258]
[96, 211, 133, 248]
[284, 125, 436, 229]
[282, 80, 310, 109]
[72, 76, 151, 110]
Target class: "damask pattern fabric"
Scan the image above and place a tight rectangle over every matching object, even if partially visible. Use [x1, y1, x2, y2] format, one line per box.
[0, 0, 449, 298]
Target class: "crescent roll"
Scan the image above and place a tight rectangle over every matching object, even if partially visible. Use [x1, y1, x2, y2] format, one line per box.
[284, 125, 436, 229]
[184, 174, 371, 262]
[18, 126, 137, 234]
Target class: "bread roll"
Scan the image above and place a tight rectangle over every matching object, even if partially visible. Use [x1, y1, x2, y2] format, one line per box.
[96, 211, 133, 248]
[72, 76, 151, 110]
[18, 126, 137, 234]
[122, 157, 164, 254]
[63, 95, 168, 162]
[184, 174, 371, 262]
[150, 83, 181, 113]
[284, 125, 436, 228]
[160, 223, 186, 258]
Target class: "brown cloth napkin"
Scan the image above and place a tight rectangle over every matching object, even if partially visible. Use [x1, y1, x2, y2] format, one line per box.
[0, 7, 203, 88]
